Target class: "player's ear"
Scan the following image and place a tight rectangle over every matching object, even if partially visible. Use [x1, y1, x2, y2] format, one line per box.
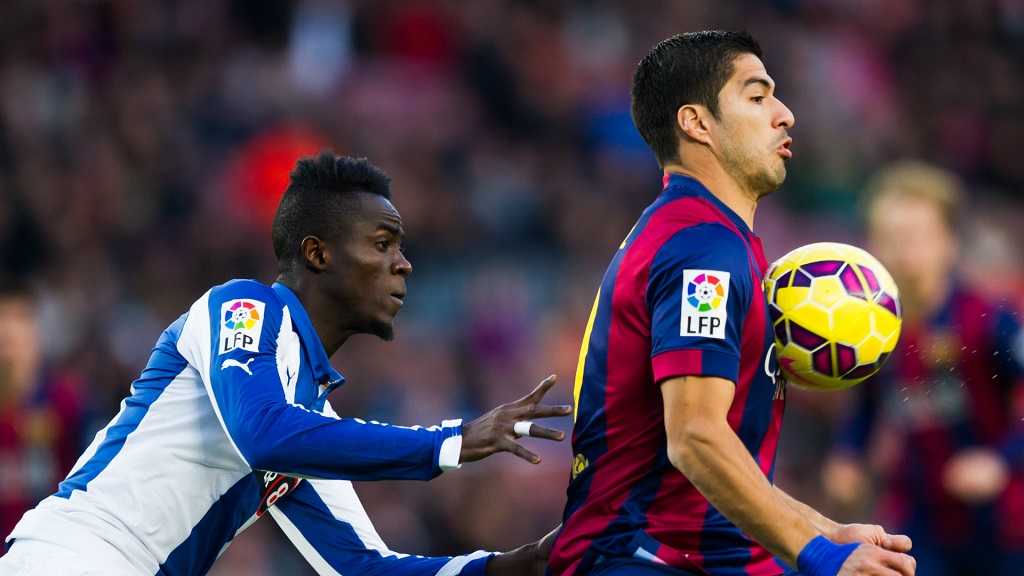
[677, 104, 713, 147]
[300, 236, 329, 272]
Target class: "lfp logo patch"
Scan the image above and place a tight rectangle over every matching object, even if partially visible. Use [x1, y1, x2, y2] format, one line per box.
[680, 270, 730, 339]
[219, 299, 266, 354]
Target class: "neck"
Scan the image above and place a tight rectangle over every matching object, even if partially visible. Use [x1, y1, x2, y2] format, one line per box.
[276, 273, 353, 356]
[663, 161, 758, 229]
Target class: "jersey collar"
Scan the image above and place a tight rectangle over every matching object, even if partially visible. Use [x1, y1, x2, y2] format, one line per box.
[271, 282, 345, 390]
[662, 173, 754, 235]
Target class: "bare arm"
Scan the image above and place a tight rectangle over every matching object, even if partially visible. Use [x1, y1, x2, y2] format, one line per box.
[662, 375, 915, 574]
[774, 485, 840, 538]
[661, 374, 817, 566]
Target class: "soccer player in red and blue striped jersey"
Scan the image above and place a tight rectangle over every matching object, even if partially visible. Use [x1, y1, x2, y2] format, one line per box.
[825, 161, 1024, 576]
[548, 31, 916, 576]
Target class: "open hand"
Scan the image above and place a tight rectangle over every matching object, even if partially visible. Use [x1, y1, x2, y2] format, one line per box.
[461, 375, 572, 464]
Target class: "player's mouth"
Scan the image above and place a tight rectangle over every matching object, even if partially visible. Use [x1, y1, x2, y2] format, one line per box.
[777, 137, 793, 159]
[391, 292, 405, 308]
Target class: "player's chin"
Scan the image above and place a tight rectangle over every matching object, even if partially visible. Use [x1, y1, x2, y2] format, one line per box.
[369, 318, 396, 342]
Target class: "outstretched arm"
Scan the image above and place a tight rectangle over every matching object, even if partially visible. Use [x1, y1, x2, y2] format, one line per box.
[270, 478, 492, 575]
[270, 477, 556, 576]
[661, 374, 916, 575]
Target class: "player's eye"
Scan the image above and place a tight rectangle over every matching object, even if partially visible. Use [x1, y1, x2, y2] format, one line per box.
[751, 95, 765, 103]
[375, 240, 389, 251]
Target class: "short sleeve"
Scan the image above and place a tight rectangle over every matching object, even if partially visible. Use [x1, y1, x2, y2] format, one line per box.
[647, 223, 754, 384]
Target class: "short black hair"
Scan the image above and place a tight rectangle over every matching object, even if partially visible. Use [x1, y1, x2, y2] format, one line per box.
[631, 30, 763, 168]
[271, 149, 392, 272]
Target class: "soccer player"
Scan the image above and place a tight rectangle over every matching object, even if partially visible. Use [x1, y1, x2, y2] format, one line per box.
[823, 161, 1024, 576]
[547, 31, 916, 576]
[0, 150, 571, 576]
[0, 281, 88, 543]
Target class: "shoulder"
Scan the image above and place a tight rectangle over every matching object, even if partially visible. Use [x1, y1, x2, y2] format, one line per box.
[650, 222, 752, 275]
[206, 280, 284, 313]
[208, 279, 278, 301]
[183, 280, 286, 336]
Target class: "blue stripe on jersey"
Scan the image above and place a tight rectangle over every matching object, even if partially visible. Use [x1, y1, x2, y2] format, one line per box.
[56, 314, 189, 499]
[600, 437, 671, 539]
[699, 504, 753, 574]
[159, 474, 260, 576]
[275, 481, 491, 575]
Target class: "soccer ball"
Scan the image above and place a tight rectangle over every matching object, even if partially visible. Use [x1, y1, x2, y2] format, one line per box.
[764, 242, 902, 390]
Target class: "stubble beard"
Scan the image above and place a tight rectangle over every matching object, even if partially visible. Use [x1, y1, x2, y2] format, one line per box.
[718, 126, 787, 199]
[746, 164, 786, 200]
[370, 320, 395, 342]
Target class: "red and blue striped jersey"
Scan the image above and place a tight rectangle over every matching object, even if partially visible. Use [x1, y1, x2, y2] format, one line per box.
[835, 285, 1024, 550]
[549, 174, 788, 576]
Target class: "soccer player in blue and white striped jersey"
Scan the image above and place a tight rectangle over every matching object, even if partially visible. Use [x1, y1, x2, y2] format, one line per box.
[0, 150, 570, 576]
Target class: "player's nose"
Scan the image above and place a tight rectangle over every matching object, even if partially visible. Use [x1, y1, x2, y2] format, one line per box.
[394, 252, 412, 277]
[775, 98, 795, 130]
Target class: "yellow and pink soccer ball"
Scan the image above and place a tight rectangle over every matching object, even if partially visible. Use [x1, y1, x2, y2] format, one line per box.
[764, 242, 902, 390]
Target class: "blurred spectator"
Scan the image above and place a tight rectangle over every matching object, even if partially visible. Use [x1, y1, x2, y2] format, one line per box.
[0, 280, 88, 551]
[822, 161, 1024, 576]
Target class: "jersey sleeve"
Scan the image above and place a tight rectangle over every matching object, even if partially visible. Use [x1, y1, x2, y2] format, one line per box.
[176, 281, 462, 482]
[646, 223, 754, 385]
[269, 478, 493, 576]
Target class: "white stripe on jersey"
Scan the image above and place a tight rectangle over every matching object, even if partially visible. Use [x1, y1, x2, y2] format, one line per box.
[180, 290, 251, 467]
[436, 551, 493, 576]
[276, 306, 301, 404]
[268, 507, 343, 576]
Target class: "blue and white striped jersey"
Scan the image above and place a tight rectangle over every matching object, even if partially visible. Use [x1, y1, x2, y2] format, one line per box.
[4, 280, 491, 575]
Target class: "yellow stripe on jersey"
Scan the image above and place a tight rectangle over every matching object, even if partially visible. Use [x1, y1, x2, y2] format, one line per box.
[620, 222, 638, 249]
[574, 288, 602, 422]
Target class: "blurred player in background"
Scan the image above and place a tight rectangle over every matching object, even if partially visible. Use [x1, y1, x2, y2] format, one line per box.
[0, 150, 569, 576]
[548, 31, 915, 576]
[0, 281, 88, 547]
[822, 161, 1024, 576]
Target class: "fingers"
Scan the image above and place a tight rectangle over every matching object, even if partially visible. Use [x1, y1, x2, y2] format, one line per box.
[511, 403, 573, 421]
[504, 421, 566, 464]
[519, 422, 566, 441]
[846, 545, 916, 576]
[882, 534, 912, 553]
[517, 375, 559, 406]
[882, 551, 916, 576]
[501, 437, 543, 464]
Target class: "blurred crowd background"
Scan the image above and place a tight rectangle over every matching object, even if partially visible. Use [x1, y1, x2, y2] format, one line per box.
[1, 0, 1023, 573]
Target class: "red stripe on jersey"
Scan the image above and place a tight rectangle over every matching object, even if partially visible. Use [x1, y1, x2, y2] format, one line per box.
[644, 472, 711, 571]
[652, 349, 703, 383]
